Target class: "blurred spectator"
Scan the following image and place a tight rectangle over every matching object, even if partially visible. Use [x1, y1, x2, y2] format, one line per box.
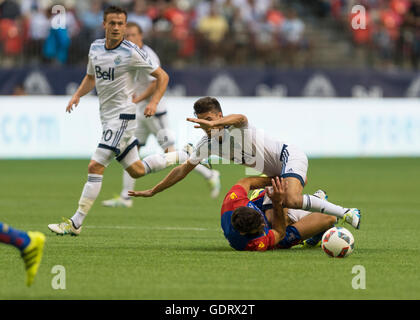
[79, 0, 104, 41]
[22, 1, 50, 65]
[0, 0, 25, 66]
[147, 0, 179, 65]
[128, 0, 153, 38]
[0, 0, 21, 19]
[280, 8, 306, 67]
[224, 6, 250, 65]
[197, 2, 229, 64]
[397, 0, 420, 69]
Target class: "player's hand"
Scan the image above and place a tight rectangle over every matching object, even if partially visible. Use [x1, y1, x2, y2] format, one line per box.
[266, 177, 287, 206]
[144, 103, 157, 118]
[128, 189, 155, 197]
[186, 118, 216, 130]
[66, 95, 80, 113]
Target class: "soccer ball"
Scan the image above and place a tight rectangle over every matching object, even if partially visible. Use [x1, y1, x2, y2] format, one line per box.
[321, 227, 354, 258]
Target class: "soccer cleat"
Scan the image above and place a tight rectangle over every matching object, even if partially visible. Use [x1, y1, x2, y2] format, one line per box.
[102, 196, 133, 208]
[300, 239, 322, 248]
[341, 208, 361, 229]
[249, 188, 264, 201]
[21, 231, 46, 286]
[48, 218, 82, 236]
[208, 170, 221, 198]
[313, 189, 328, 201]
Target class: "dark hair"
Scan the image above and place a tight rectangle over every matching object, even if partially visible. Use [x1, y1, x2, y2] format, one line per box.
[193, 97, 223, 115]
[231, 207, 265, 235]
[127, 22, 143, 34]
[103, 5, 127, 22]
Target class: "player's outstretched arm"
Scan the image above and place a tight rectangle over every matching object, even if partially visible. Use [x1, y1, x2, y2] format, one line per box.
[143, 67, 169, 117]
[128, 160, 197, 197]
[66, 74, 95, 113]
[187, 114, 248, 131]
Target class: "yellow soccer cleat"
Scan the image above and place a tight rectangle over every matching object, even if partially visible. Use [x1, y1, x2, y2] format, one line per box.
[21, 231, 46, 286]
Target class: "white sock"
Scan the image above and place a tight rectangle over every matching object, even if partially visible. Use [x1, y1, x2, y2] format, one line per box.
[71, 174, 103, 228]
[71, 211, 86, 229]
[194, 164, 214, 180]
[302, 194, 347, 218]
[142, 150, 189, 174]
[120, 170, 135, 199]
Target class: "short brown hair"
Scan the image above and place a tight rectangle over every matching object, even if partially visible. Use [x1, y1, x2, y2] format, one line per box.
[193, 97, 222, 115]
[127, 22, 143, 34]
[103, 5, 127, 22]
[231, 206, 265, 235]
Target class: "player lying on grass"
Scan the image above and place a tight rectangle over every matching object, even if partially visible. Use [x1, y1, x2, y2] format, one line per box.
[129, 96, 361, 229]
[0, 222, 45, 286]
[101, 22, 221, 208]
[221, 176, 336, 251]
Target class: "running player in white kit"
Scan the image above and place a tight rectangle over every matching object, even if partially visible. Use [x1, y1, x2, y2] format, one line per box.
[101, 22, 221, 208]
[48, 6, 189, 236]
[129, 97, 361, 230]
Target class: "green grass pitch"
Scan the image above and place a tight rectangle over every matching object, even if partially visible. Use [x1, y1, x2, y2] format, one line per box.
[0, 158, 419, 299]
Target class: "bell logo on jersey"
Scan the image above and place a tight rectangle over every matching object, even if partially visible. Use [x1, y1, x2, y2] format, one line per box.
[257, 242, 265, 250]
[95, 66, 115, 81]
[230, 192, 238, 200]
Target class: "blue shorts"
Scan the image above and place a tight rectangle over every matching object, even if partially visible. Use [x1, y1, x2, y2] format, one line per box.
[276, 226, 302, 249]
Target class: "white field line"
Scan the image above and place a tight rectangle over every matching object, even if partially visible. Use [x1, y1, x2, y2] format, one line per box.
[84, 225, 219, 232]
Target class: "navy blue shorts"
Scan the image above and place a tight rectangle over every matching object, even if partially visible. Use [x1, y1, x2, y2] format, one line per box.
[276, 226, 302, 249]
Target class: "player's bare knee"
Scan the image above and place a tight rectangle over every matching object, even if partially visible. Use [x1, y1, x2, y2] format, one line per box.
[88, 161, 105, 174]
[127, 170, 143, 179]
[326, 215, 337, 225]
[126, 163, 145, 179]
[285, 193, 302, 209]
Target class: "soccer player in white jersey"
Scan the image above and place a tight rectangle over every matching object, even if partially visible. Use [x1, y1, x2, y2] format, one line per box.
[101, 22, 221, 208]
[129, 97, 361, 230]
[48, 6, 194, 236]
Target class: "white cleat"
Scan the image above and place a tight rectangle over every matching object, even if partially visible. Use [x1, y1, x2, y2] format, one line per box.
[208, 170, 221, 198]
[342, 208, 361, 230]
[102, 196, 133, 208]
[48, 218, 82, 236]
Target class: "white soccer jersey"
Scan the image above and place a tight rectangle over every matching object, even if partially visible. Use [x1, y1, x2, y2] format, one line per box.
[189, 123, 287, 176]
[87, 39, 158, 124]
[133, 44, 166, 114]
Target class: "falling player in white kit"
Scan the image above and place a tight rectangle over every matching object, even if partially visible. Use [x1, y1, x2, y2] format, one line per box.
[48, 6, 192, 236]
[101, 22, 221, 208]
[129, 97, 361, 230]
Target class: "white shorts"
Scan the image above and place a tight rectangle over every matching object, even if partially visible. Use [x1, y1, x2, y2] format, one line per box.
[279, 144, 308, 187]
[135, 107, 175, 150]
[262, 192, 311, 223]
[91, 114, 140, 169]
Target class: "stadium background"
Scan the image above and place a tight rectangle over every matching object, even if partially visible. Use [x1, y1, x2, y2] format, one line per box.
[1, 0, 420, 300]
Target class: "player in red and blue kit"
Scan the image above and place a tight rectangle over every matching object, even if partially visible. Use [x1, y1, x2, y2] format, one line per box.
[221, 176, 337, 252]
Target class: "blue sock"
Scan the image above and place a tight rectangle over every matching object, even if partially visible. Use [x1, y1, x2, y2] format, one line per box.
[0, 222, 31, 251]
[305, 231, 324, 246]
